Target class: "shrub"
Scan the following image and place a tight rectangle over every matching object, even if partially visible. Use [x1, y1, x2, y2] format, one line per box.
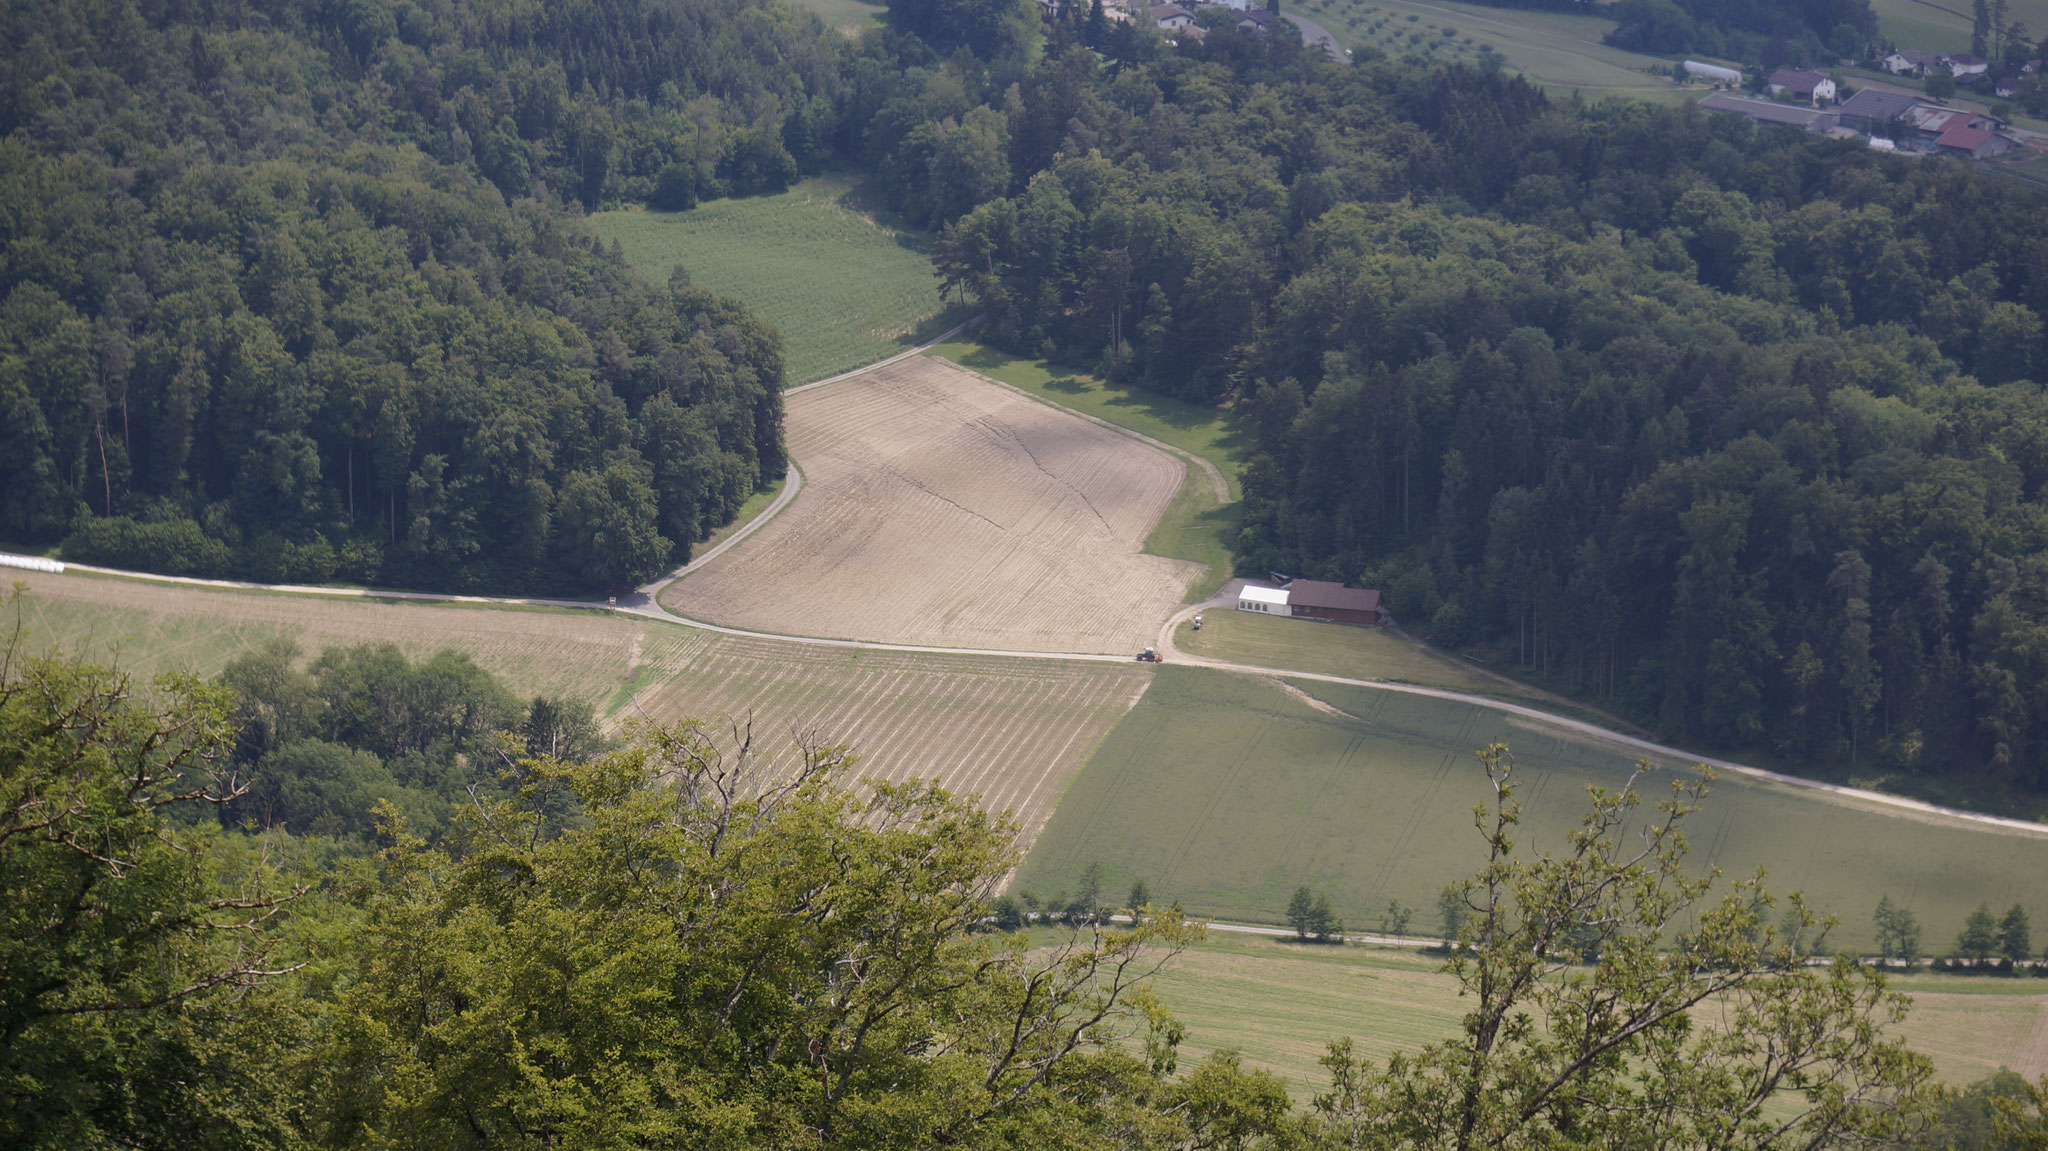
[62, 515, 229, 577]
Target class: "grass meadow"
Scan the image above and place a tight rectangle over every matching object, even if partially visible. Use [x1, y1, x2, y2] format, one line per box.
[1140, 930, 2048, 1094]
[1287, 0, 1681, 100]
[788, 0, 885, 33]
[1172, 609, 1592, 715]
[593, 175, 953, 386]
[1016, 665, 2048, 958]
[1868, 0, 2048, 55]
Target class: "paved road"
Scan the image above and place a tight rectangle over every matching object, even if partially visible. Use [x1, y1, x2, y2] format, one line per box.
[1283, 11, 1347, 62]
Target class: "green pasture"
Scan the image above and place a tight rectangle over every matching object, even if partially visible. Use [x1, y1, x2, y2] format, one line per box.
[1288, 0, 1677, 100]
[787, 0, 886, 33]
[1142, 929, 2048, 1094]
[593, 175, 953, 386]
[1170, 609, 1582, 714]
[1016, 665, 2048, 957]
[1869, 0, 2048, 54]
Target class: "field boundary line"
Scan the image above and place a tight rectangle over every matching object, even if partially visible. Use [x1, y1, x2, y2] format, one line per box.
[922, 359, 1231, 505]
[1154, 622, 2048, 839]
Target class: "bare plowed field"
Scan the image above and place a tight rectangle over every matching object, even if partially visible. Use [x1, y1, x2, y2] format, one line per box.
[631, 638, 1150, 839]
[665, 357, 1202, 653]
[10, 570, 1144, 842]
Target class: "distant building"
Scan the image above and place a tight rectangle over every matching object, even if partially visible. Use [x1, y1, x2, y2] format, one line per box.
[1699, 93, 1840, 133]
[1683, 60, 1743, 86]
[1236, 584, 1290, 614]
[1235, 8, 1275, 32]
[1767, 69, 1837, 105]
[1150, 2, 1192, 28]
[1836, 88, 1927, 134]
[1943, 52, 1989, 76]
[1882, 50, 1938, 75]
[1234, 579, 1389, 625]
[1284, 580, 1386, 625]
[1935, 123, 2014, 159]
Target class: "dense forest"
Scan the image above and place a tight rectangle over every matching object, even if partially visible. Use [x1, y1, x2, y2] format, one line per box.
[0, 0, 802, 593]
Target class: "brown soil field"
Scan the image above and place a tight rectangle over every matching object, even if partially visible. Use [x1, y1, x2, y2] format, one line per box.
[664, 356, 1203, 654]
[8, 570, 1148, 840]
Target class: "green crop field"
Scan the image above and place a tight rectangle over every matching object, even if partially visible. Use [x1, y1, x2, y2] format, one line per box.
[593, 175, 953, 386]
[1142, 930, 2048, 1093]
[1870, 0, 2048, 54]
[1287, 0, 1680, 100]
[1171, 609, 1595, 716]
[1016, 665, 2048, 957]
[788, 0, 886, 33]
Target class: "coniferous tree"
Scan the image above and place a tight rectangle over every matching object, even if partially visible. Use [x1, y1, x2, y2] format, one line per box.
[2000, 904, 2032, 963]
[1960, 904, 2000, 965]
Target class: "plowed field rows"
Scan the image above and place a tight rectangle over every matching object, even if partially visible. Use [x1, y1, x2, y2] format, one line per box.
[631, 637, 1151, 838]
[11, 569, 1149, 845]
[666, 357, 1202, 653]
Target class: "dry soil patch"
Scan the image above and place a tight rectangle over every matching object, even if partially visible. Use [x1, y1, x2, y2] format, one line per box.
[666, 356, 1201, 653]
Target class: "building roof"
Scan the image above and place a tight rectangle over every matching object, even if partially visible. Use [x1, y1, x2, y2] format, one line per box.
[1236, 8, 1274, 25]
[1769, 68, 1829, 92]
[1838, 89, 1925, 124]
[1936, 123, 1996, 151]
[1238, 584, 1290, 606]
[1908, 105, 1970, 132]
[1149, 3, 1189, 18]
[1684, 60, 1743, 81]
[1888, 49, 1937, 64]
[1699, 93, 1832, 128]
[1945, 52, 1988, 66]
[1284, 579, 1383, 614]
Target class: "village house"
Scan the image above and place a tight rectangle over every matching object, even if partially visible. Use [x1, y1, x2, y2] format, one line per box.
[1767, 69, 1837, 105]
[1235, 8, 1275, 33]
[1943, 52, 1990, 76]
[1149, 2, 1192, 28]
[1882, 49, 1938, 75]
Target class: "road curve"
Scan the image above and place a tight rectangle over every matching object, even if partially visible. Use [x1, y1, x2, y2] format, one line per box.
[1152, 600, 2048, 838]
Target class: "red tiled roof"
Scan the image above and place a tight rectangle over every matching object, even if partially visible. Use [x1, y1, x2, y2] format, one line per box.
[1936, 123, 1994, 150]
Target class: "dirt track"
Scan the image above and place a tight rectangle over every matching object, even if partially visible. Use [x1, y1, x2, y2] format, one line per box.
[665, 356, 1202, 653]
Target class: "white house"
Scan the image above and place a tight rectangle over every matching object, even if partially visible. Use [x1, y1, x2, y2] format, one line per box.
[1882, 50, 1937, 75]
[1943, 52, 1989, 76]
[1149, 2, 1192, 28]
[1236, 584, 1290, 614]
[1767, 69, 1837, 105]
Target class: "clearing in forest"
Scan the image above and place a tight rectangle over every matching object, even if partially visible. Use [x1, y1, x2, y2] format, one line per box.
[591, 175, 950, 386]
[666, 356, 1205, 654]
[8, 569, 1147, 841]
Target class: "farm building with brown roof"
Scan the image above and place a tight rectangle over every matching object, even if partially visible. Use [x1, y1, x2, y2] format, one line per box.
[1282, 579, 1386, 625]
